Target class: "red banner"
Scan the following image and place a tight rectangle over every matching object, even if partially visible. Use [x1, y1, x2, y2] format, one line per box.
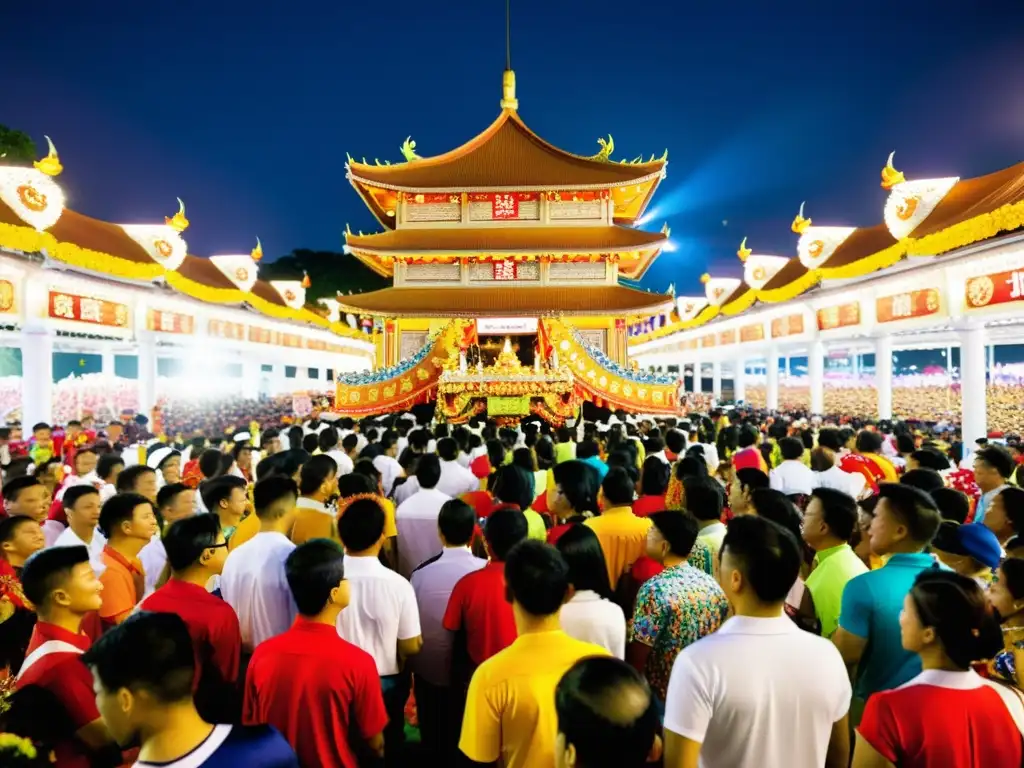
[49, 291, 129, 328]
[816, 302, 861, 332]
[208, 319, 245, 340]
[965, 269, 1024, 310]
[740, 323, 764, 343]
[493, 261, 518, 281]
[718, 329, 736, 345]
[146, 309, 194, 334]
[771, 314, 805, 339]
[876, 288, 941, 324]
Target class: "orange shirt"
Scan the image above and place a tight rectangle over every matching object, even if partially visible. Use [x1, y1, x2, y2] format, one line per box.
[228, 512, 260, 551]
[584, 507, 652, 591]
[99, 546, 144, 624]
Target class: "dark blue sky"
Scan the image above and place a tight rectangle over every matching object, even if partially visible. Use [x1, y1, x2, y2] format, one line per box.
[4, 1, 1023, 292]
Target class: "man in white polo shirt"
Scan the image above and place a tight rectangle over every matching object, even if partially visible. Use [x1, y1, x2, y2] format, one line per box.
[395, 455, 453, 578]
[663, 515, 850, 768]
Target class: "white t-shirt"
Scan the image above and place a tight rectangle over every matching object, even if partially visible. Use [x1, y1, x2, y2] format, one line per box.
[813, 465, 866, 498]
[770, 460, 815, 496]
[664, 614, 850, 768]
[373, 454, 404, 497]
[220, 532, 298, 651]
[52, 526, 107, 577]
[559, 590, 626, 659]
[436, 459, 479, 498]
[336, 554, 421, 676]
[325, 449, 354, 477]
[395, 487, 452, 578]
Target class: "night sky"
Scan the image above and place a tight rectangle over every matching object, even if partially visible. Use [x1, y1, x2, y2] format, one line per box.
[4, 1, 1023, 294]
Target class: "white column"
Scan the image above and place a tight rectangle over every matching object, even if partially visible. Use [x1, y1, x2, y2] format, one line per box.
[959, 326, 987, 444]
[988, 344, 996, 378]
[691, 357, 702, 394]
[852, 351, 860, 382]
[875, 335, 893, 420]
[783, 355, 790, 384]
[711, 361, 723, 399]
[101, 347, 116, 378]
[21, 328, 53, 427]
[733, 358, 747, 403]
[766, 347, 779, 411]
[241, 356, 261, 400]
[137, 334, 157, 419]
[809, 339, 825, 415]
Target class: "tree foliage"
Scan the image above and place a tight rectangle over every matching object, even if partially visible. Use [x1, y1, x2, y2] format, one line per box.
[258, 248, 388, 303]
[0, 125, 37, 166]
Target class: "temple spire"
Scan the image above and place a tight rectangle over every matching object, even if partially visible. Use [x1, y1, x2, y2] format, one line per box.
[500, 0, 518, 110]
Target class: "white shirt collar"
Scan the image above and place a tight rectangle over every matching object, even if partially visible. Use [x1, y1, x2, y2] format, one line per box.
[717, 615, 797, 636]
[343, 553, 385, 573]
[900, 669, 984, 691]
[296, 496, 330, 514]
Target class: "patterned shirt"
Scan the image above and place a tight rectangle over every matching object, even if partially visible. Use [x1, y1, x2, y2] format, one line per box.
[629, 563, 728, 701]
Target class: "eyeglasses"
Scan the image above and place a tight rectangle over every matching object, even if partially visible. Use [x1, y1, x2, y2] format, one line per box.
[206, 542, 229, 551]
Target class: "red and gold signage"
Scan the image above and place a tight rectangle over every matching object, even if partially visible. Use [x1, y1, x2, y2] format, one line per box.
[546, 190, 606, 202]
[718, 329, 737, 346]
[48, 291, 129, 328]
[700, 334, 716, 348]
[816, 302, 861, 332]
[771, 314, 805, 339]
[467, 192, 538, 220]
[146, 309, 194, 335]
[208, 319, 245, 340]
[876, 288, 941, 324]
[0, 279, 15, 314]
[306, 339, 327, 351]
[408, 193, 455, 204]
[281, 333, 303, 348]
[248, 326, 278, 345]
[740, 323, 764, 343]
[965, 269, 1024, 310]
[679, 338, 698, 351]
[493, 261, 518, 281]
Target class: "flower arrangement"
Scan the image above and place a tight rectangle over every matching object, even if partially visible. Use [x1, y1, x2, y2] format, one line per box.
[0, 733, 47, 765]
[568, 327, 678, 386]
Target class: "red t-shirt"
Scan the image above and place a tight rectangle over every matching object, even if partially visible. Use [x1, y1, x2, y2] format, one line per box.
[632, 495, 667, 518]
[140, 579, 241, 685]
[16, 622, 100, 768]
[547, 523, 574, 545]
[630, 555, 664, 584]
[858, 670, 1023, 767]
[443, 561, 516, 666]
[244, 617, 387, 768]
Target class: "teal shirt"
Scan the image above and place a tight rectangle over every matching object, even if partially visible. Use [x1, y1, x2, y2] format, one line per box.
[838, 552, 942, 699]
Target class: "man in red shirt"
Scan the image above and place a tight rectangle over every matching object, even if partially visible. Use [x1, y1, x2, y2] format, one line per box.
[15, 545, 122, 767]
[244, 538, 387, 768]
[443, 507, 528, 686]
[140, 512, 240, 722]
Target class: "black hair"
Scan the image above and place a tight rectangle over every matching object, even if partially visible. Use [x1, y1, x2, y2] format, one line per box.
[115, 464, 156, 493]
[484, 506, 529, 561]
[82, 612, 196, 702]
[556, 524, 613, 600]
[2, 475, 42, 502]
[286, 539, 346, 616]
[353, 458, 381, 483]
[163, 514, 222, 572]
[338, 497, 386, 552]
[552, 460, 600, 516]
[512, 447, 536, 474]
[492, 464, 534, 511]
[909, 570, 1002, 669]
[63, 484, 99, 510]
[929, 487, 970, 525]
[299, 454, 338, 496]
[750, 488, 803, 543]
[817, 428, 841, 452]
[779, 437, 804, 462]
[877, 482, 941, 544]
[200, 475, 247, 512]
[665, 429, 686, 455]
[415, 454, 442, 490]
[342, 433, 360, 453]
[601, 466, 635, 507]
[438, 499, 476, 547]
[682, 475, 723, 522]
[318, 427, 340, 451]
[998, 487, 1024, 535]
[337, 472, 376, 498]
[253, 475, 299, 519]
[0, 514, 39, 545]
[735, 467, 770, 493]
[198, 449, 224, 479]
[277, 449, 311, 479]
[21, 545, 90, 608]
[976, 444, 1015, 480]
[504, 539, 570, 616]
[577, 440, 600, 460]
[31, 422, 50, 433]
[674, 455, 708, 481]
[437, 437, 459, 462]
[408, 429, 431, 452]
[556, 657, 659, 768]
[855, 430, 884, 455]
[640, 456, 671, 497]
[302, 434, 320, 454]
[900, 468, 946, 494]
[648, 510, 699, 558]
[910, 449, 951, 472]
[98, 492, 152, 538]
[97, 453, 125, 481]
[809, 487, 858, 541]
[156, 483, 191, 510]
[721, 515, 801, 603]
[737, 424, 759, 448]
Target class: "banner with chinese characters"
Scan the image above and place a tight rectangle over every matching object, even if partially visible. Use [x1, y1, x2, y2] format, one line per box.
[281, 333, 303, 349]
[876, 288, 941, 324]
[146, 309, 194, 335]
[467, 192, 539, 221]
[493, 261, 518, 281]
[208, 319, 245, 340]
[771, 314, 805, 339]
[0, 278, 16, 315]
[48, 291, 130, 329]
[965, 269, 1024, 311]
[816, 302, 861, 332]
[248, 326, 278, 345]
[740, 323, 764, 343]
[718, 329, 737, 345]
[700, 334, 716, 348]
[487, 395, 531, 416]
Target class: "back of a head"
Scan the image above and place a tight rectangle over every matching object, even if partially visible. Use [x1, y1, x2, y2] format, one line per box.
[318, 426, 340, 452]
[601, 466, 635, 507]
[977, 444, 1015, 480]
[999, 487, 1024, 534]
[512, 447, 536, 474]
[415, 453, 442, 489]
[909, 569, 1002, 669]
[682, 475, 723, 522]
[552, 460, 600, 515]
[640, 456, 671, 496]
[674, 455, 707, 481]
[199, 474, 247, 513]
[438, 499, 476, 547]
[817, 428, 841, 452]
[877, 482, 941, 545]
[556, 656, 659, 768]
[285, 539, 346, 616]
[737, 424, 759, 448]
[337, 497, 386, 552]
[855, 430, 883, 455]
[198, 449, 224, 479]
[648, 509, 699, 558]
[779, 437, 804, 462]
[20, 545, 90, 609]
[504, 539, 569, 617]
[337, 472, 376, 499]
[534, 437, 555, 470]
[163, 513, 222, 572]
[735, 467, 770, 493]
[278, 449, 311, 479]
[115, 465, 155, 494]
[342, 433, 360, 454]
[721, 515, 801, 603]
[810, 486, 859, 540]
[492, 464, 533, 510]
[749, 488, 803, 542]
[484, 506, 529, 561]
[99, 492, 151, 539]
[664, 428, 686, 455]
[253, 475, 299, 520]
[929, 487, 970, 525]
[82, 612, 195, 703]
[910, 448, 951, 472]
[436, 437, 459, 462]
[577, 440, 600, 460]
[299, 454, 338, 496]
[556, 524, 612, 599]
[302, 433, 320, 454]
[409, 428, 431, 453]
[900, 468, 945, 494]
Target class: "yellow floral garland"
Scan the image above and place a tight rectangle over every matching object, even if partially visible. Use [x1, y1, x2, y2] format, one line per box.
[756, 267, 820, 303]
[907, 199, 1024, 257]
[721, 288, 757, 316]
[818, 239, 906, 281]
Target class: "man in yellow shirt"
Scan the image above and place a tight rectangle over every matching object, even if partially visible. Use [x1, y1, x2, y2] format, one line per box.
[460, 540, 609, 768]
[586, 467, 652, 590]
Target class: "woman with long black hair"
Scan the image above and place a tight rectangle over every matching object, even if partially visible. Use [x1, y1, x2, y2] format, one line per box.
[557, 524, 626, 658]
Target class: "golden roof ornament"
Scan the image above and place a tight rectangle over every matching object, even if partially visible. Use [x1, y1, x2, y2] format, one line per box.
[591, 135, 614, 162]
[737, 237, 752, 262]
[661, 222, 671, 237]
[791, 201, 812, 233]
[251, 237, 263, 262]
[400, 137, 421, 162]
[700, 273, 711, 285]
[165, 198, 189, 232]
[34, 136, 63, 177]
[500, 69, 519, 111]
[881, 151, 905, 189]
[301, 271, 311, 289]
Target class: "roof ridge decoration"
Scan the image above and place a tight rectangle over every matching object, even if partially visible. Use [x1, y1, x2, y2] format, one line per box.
[121, 201, 190, 272]
[209, 254, 259, 293]
[269, 280, 306, 310]
[793, 201, 856, 272]
[34, 136, 63, 177]
[251, 237, 263, 262]
[0, 137, 66, 231]
[878, 152, 959, 241]
[165, 198, 189, 232]
[738, 237, 790, 291]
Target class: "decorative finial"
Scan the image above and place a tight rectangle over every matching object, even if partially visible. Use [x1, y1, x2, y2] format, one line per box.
[791, 201, 812, 234]
[345, 222, 352, 236]
[737, 237, 752, 262]
[251, 237, 263, 262]
[700, 273, 711, 285]
[659, 148, 668, 162]
[591, 135, 614, 161]
[666, 282, 676, 297]
[34, 136, 63, 177]
[301, 271, 311, 289]
[346, 152, 354, 164]
[661, 222, 671, 237]
[400, 137, 421, 162]
[881, 151, 905, 189]
[165, 197, 189, 232]
[500, 69, 519, 111]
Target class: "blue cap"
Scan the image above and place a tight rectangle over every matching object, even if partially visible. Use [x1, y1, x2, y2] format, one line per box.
[957, 523, 1003, 570]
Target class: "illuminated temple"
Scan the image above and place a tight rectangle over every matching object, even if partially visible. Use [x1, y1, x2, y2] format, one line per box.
[334, 69, 681, 423]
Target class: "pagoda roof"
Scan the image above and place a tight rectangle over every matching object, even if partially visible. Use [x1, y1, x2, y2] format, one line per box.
[347, 110, 665, 217]
[336, 284, 673, 318]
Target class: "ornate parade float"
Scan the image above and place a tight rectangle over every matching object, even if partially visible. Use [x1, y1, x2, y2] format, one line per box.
[333, 68, 682, 424]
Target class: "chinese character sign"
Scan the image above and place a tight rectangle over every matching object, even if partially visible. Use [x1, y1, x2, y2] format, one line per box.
[816, 302, 861, 332]
[771, 314, 805, 339]
[876, 289, 940, 324]
[740, 323, 764, 343]
[48, 291, 129, 328]
[965, 269, 1024, 310]
[208, 320, 245, 340]
[492, 193, 519, 220]
[492, 261, 518, 281]
[146, 309, 194, 334]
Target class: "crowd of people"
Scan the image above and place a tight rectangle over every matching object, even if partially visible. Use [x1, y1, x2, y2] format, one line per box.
[1, 404, 1024, 767]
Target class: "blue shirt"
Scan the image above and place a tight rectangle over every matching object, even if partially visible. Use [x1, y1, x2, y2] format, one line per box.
[581, 455, 609, 481]
[974, 484, 1009, 525]
[136, 724, 298, 767]
[838, 552, 943, 700]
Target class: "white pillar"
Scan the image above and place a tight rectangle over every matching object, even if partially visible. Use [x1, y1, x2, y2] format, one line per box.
[691, 357, 702, 394]
[852, 351, 860, 382]
[766, 347, 779, 411]
[21, 328, 53, 427]
[241, 357, 261, 400]
[101, 348, 116, 378]
[783, 355, 790, 383]
[137, 334, 157, 419]
[960, 326, 987, 444]
[988, 344, 996, 379]
[809, 340, 825, 415]
[733, 358, 746, 403]
[875, 335, 893, 420]
[711, 361, 722, 399]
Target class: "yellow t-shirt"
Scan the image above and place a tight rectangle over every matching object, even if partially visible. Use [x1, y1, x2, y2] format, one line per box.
[585, 507, 652, 590]
[460, 629, 609, 767]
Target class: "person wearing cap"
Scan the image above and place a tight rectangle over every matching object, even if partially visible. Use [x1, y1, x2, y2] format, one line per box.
[930, 521, 1003, 587]
[147, 444, 183, 489]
